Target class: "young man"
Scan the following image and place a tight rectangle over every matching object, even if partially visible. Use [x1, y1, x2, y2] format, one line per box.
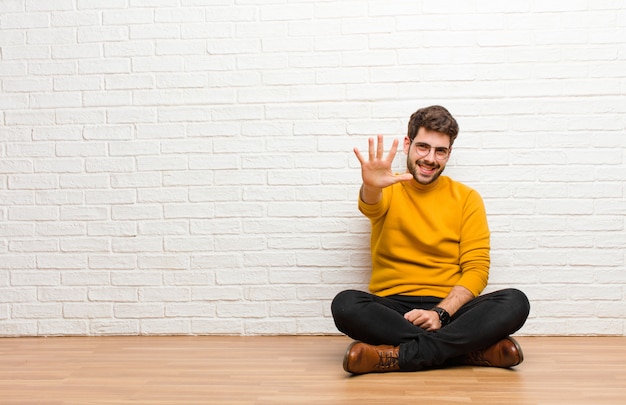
[331, 105, 530, 374]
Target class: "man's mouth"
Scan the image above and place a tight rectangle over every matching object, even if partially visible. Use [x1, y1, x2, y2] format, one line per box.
[417, 162, 438, 176]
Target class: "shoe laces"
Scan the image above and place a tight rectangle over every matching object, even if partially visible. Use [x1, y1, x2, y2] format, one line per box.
[375, 349, 399, 370]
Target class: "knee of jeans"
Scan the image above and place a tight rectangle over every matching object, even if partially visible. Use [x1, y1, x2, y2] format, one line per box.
[331, 289, 359, 320]
[505, 288, 531, 318]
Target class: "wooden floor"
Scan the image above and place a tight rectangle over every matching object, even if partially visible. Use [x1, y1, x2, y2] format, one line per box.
[1, 336, 625, 404]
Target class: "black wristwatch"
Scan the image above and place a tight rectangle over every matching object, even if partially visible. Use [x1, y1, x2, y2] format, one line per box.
[431, 307, 451, 326]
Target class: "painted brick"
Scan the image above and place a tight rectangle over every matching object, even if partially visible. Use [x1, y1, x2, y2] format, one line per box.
[114, 303, 164, 318]
[1, 1, 625, 338]
[191, 319, 243, 335]
[89, 320, 139, 335]
[141, 319, 191, 335]
[38, 320, 88, 336]
[245, 319, 297, 335]
[63, 303, 112, 318]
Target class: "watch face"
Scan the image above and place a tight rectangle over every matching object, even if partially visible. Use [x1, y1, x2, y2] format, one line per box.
[433, 307, 450, 325]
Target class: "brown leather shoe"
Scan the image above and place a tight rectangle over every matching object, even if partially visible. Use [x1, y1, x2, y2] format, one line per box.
[343, 341, 400, 374]
[461, 336, 524, 368]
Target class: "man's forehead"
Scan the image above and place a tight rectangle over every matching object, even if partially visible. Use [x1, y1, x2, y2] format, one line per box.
[414, 128, 451, 147]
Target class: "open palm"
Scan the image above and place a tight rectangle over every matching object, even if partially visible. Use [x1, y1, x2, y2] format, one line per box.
[354, 135, 413, 189]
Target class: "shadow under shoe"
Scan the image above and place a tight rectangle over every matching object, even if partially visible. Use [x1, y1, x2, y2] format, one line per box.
[343, 341, 400, 375]
[460, 336, 524, 368]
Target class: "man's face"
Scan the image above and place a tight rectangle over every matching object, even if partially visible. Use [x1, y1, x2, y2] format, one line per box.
[403, 127, 452, 185]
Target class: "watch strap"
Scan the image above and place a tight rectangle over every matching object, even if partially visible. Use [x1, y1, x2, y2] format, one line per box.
[432, 306, 451, 326]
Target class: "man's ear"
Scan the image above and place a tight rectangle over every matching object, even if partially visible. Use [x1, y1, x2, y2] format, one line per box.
[403, 136, 411, 154]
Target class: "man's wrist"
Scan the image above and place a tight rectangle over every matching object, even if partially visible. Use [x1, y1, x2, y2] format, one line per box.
[360, 184, 383, 205]
[431, 307, 451, 326]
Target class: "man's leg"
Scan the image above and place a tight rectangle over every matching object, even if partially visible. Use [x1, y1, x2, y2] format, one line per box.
[399, 288, 530, 370]
[332, 288, 530, 372]
[331, 289, 437, 346]
[331, 289, 437, 373]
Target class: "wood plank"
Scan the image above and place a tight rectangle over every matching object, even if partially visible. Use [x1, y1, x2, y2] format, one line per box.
[1, 336, 625, 404]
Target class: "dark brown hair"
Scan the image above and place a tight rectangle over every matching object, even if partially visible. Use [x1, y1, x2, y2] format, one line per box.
[407, 105, 459, 146]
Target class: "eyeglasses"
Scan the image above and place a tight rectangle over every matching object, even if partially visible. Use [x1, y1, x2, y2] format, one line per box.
[413, 142, 450, 160]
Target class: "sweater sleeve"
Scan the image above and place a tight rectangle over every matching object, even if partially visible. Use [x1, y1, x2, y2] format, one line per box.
[456, 190, 490, 297]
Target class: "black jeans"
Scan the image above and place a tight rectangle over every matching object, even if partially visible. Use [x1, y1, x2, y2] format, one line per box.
[331, 288, 530, 371]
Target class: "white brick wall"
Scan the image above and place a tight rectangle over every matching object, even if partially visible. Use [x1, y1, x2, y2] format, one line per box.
[1, 1, 625, 336]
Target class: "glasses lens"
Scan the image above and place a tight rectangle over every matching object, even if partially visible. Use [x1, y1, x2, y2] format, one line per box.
[415, 142, 449, 160]
[435, 148, 449, 159]
[415, 144, 430, 156]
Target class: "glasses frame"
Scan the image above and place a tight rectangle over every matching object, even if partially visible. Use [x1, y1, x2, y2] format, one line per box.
[412, 141, 451, 161]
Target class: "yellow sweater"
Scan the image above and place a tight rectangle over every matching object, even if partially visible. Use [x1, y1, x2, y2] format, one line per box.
[358, 176, 490, 298]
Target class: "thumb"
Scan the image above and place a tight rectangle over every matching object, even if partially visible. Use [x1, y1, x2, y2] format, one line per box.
[395, 173, 414, 182]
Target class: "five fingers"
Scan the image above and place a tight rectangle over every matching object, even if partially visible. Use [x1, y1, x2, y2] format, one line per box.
[354, 135, 398, 164]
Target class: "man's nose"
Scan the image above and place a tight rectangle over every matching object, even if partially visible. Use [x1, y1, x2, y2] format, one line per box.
[422, 148, 437, 161]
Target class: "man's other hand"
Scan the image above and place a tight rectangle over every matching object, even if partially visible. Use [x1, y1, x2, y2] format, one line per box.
[403, 309, 442, 332]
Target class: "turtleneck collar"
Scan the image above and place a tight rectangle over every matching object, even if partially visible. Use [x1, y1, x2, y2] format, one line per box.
[404, 175, 444, 192]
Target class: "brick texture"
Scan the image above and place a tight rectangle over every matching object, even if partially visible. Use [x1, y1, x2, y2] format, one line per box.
[0, 1, 625, 336]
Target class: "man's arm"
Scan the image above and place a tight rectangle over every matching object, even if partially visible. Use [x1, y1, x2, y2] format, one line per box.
[359, 184, 383, 205]
[433, 285, 474, 317]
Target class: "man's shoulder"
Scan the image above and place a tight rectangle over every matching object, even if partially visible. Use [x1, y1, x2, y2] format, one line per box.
[444, 176, 474, 190]
[441, 176, 483, 199]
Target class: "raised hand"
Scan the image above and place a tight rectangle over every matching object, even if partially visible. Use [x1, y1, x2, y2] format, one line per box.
[354, 135, 413, 203]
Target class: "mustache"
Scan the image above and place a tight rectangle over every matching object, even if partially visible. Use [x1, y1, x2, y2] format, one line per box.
[415, 159, 440, 169]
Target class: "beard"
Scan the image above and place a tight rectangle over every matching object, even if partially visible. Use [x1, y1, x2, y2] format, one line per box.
[407, 157, 446, 185]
